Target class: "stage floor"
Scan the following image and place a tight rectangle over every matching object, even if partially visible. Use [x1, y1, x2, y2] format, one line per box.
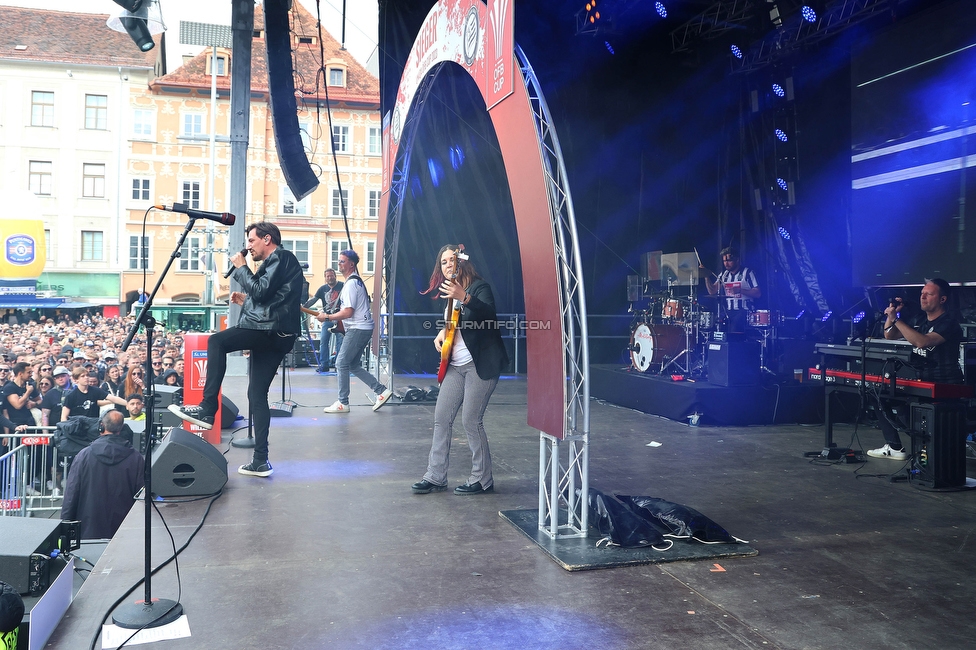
[44, 369, 976, 649]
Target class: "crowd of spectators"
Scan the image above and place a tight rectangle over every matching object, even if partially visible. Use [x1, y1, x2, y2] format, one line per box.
[0, 312, 187, 433]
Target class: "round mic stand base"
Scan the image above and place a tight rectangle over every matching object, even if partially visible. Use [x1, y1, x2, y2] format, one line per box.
[113, 598, 184, 629]
[231, 437, 255, 449]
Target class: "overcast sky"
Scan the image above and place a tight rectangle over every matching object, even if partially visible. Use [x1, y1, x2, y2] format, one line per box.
[0, 0, 379, 73]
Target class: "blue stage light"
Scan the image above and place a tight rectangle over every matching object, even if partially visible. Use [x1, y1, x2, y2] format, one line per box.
[427, 158, 443, 187]
[821, 310, 832, 322]
[853, 311, 866, 324]
[655, 2, 667, 18]
[776, 177, 789, 191]
[796, 309, 805, 319]
[801, 6, 817, 22]
[775, 129, 788, 142]
[772, 83, 785, 98]
[778, 226, 791, 240]
[604, 41, 615, 54]
[731, 45, 743, 59]
[449, 145, 465, 171]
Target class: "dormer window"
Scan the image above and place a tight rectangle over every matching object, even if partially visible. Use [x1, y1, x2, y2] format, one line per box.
[325, 59, 346, 88]
[208, 54, 228, 76]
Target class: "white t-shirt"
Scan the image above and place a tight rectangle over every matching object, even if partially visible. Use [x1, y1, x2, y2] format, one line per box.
[339, 275, 374, 331]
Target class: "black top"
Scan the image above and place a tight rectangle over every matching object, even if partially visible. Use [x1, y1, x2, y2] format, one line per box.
[62, 386, 110, 419]
[231, 246, 305, 334]
[907, 312, 964, 383]
[40, 387, 67, 426]
[304, 281, 344, 312]
[2, 380, 35, 426]
[455, 279, 510, 381]
[61, 434, 144, 539]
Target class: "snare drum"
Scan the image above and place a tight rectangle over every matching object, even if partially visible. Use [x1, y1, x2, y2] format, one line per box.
[631, 323, 685, 372]
[663, 299, 684, 320]
[748, 310, 773, 328]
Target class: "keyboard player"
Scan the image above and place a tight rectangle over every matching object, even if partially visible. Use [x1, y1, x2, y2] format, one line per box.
[869, 278, 964, 460]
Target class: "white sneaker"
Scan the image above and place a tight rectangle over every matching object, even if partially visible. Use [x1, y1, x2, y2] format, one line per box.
[867, 444, 908, 461]
[323, 400, 350, 414]
[372, 388, 394, 412]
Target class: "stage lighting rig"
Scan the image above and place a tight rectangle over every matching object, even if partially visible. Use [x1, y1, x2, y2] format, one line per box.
[107, 0, 166, 52]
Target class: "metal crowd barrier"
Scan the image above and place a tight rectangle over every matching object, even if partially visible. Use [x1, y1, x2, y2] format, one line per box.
[0, 427, 63, 518]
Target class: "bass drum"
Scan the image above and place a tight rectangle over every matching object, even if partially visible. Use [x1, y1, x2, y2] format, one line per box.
[631, 323, 686, 372]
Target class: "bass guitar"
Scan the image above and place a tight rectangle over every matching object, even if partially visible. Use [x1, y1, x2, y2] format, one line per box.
[301, 306, 344, 335]
[437, 245, 465, 384]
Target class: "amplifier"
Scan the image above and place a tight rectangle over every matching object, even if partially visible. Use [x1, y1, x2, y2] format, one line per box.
[910, 402, 967, 489]
[0, 518, 62, 595]
[708, 340, 760, 386]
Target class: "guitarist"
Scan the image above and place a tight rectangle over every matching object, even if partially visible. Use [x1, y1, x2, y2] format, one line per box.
[411, 245, 509, 496]
[305, 267, 344, 372]
[320, 250, 393, 414]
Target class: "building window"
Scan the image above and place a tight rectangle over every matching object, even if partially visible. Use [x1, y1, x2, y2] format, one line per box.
[182, 113, 203, 137]
[282, 186, 308, 215]
[365, 241, 375, 274]
[179, 236, 202, 271]
[330, 240, 349, 269]
[332, 125, 349, 153]
[331, 188, 348, 217]
[82, 163, 106, 198]
[85, 94, 108, 130]
[129, 235, 149, 270]
[44, 229, 53, 261]
[367, 190, 381, 219]
[81, 231, 103, 261]
[29, 161, 53, 195]
[368, 127, 381, 155]
[182, 181, 201, 209]
[31, 91, 54, 127]
[131, 178, 151, 201]
[209, 55, 227, 76]
[281, 239, 310, 270]
[299, 123, 312, 152]
[328, 67, 345, 87]
[133, 108, 154, 138]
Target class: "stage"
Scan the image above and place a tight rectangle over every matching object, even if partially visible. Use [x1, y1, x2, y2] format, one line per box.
[39, 369, 976, 649]
[590, 364, 822, 426]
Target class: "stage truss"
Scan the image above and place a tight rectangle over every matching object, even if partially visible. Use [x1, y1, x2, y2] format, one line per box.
[379, 42, 591, 541]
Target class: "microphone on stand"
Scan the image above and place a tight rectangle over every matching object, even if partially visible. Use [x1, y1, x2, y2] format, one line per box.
[154, 203, 236, 226]
[224, 248, 248, 278]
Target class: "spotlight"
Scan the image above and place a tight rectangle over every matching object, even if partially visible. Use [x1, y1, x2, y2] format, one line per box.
[801, 6, 817, 22]
[654, 2, 667, 19]
[449, 145, 464, 171]
[604, 41, 615, 54]
[731, 44, 743, 59]
[795, 309, 805, 319]
[772, 83, 785, 98]
[853, 310, 865, 324]
[778, 226, 791, 240]
[776, 177, 789, 191]
[775, 129, 788, 142]
[820, 310, 832, 322]
[107, 0, 165, 52]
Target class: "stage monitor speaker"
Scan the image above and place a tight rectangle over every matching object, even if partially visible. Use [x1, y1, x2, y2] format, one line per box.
[265, 0, 319, 200]
[152, 385, 182, 407]
[708, 340, 760, 386]
[151, 427, 228, 497]
[221, 394, 240, 429]
[0, 518, 62, 595]
[910, 402, 966, 489]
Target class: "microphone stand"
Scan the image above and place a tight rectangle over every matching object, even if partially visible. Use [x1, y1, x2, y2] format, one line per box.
[112, 219, 201, 629]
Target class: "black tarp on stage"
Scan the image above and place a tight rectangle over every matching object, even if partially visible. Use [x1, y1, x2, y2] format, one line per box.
[591, 364, 822, 426]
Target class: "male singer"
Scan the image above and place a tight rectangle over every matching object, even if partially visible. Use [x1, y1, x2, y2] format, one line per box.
[305, 267, 344, 372]
[170, 222, 304, 478]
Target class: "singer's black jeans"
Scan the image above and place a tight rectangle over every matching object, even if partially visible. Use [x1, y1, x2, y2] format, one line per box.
[199, 327, 296, 462]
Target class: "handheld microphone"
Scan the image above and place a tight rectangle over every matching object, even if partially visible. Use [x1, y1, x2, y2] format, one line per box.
[224, 248, 248, 278]
[155, 203, 236, 226]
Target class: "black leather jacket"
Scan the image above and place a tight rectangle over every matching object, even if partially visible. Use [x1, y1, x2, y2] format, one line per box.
[230, 246, 304, 334]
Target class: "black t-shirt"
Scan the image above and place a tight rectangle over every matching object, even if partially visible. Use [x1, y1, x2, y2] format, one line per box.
[909, 312, 964, 383]
[2, 380, 35, 426]
[40, 387, 67, 426]
[62, 386, 110, 419]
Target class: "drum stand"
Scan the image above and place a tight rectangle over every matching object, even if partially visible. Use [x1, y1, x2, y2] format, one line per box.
[758, 326, 777, 376]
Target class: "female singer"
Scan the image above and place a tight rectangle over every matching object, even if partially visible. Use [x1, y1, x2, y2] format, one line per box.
[411, 245, 509, 495]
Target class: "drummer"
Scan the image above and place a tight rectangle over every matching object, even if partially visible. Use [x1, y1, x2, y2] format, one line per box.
[700, 246, 761, 333]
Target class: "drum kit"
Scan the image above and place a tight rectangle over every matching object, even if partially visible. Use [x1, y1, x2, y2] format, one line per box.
[629, 289, 780, 377]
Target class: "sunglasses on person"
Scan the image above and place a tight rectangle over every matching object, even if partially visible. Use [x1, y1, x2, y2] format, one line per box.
[39, 381, 51, 388]
[41, 366, 52, 372]
[152, 361, 162, 366]
[0, 368, 9, 373]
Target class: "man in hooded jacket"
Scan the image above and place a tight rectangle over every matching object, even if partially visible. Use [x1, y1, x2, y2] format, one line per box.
[61, 410, 144, 539]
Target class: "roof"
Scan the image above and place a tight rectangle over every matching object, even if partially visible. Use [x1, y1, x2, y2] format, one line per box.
[0, 6, 156, 69]
[153, 2, 378, 106]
